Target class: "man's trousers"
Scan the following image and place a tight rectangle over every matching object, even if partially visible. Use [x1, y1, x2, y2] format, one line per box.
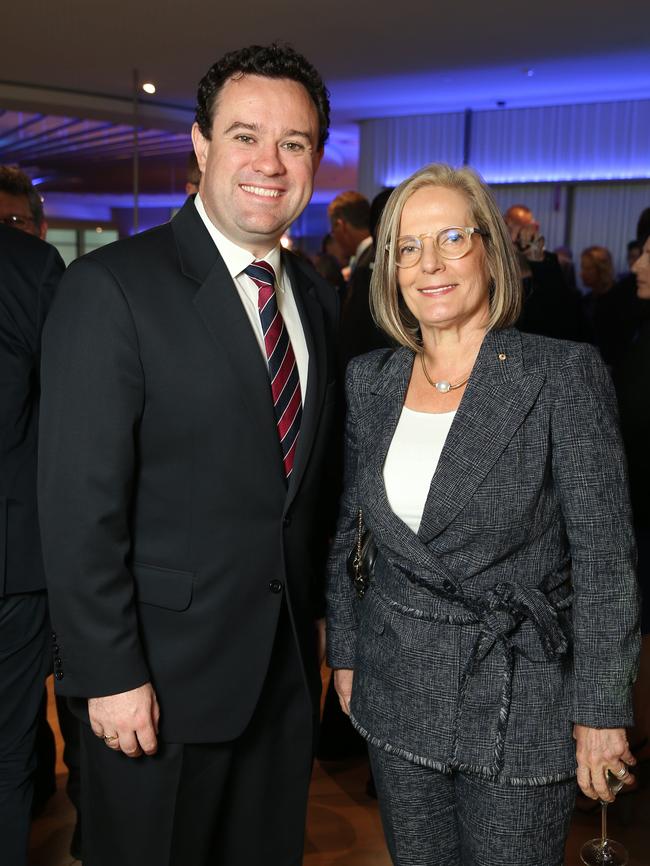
[80, 600, 316, 866]
[0, 592, 50, 866]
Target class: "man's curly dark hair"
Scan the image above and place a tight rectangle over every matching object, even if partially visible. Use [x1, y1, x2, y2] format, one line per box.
[195, 43, 330, 150]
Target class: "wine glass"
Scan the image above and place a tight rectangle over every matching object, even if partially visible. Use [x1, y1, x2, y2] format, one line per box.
[580, 769, 629, 865]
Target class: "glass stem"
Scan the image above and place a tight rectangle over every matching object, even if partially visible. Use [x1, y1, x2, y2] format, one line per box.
[600, 801, 608, 848]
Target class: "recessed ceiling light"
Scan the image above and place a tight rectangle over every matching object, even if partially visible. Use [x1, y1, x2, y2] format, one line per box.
[524, 68, 535, 77]
[142, 82, 156, 94]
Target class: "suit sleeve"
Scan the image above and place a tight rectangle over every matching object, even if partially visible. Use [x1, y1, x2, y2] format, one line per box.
[38, 257, 150, 698]
[0, 245, 63, 489]
[550, 343, 640, 728]
[326, 361, 362, 668]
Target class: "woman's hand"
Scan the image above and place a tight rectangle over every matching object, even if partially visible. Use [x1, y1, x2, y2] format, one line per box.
[333, 668, 354, 716]
[573, 724, 637, 801]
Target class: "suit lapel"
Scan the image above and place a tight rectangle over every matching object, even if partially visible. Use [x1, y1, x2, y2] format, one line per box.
[417, 328, 546, 542]
[283, 253, 327, 509]
[172, 199, 286, 489]
[359, 348, 423, 548]
[358, 331, 546, 577]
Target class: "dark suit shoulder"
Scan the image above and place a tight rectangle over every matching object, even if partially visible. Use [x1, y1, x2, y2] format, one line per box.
[516, 329, 603, 375]
[345, 346, 402, 390]
[0, 226, 64, 346]
[0, 224, 65, 288]
[511, 329, 615, 414]
[77, 220, 175, 274]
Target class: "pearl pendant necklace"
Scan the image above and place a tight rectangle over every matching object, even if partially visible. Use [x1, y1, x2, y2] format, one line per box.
[420, 352, 471, 393]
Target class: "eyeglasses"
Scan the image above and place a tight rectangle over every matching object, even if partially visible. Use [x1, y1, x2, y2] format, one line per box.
[388, 226, 486, 268]
[0, 214, 36, 230]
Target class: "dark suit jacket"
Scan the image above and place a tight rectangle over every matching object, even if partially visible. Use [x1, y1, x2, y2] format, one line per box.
[38, 198, 338, 742]
[338, 243, 392, 375]
[0, 225, 63, 597]
[517, 251, 590, 343]
[327, 328, 639, 783]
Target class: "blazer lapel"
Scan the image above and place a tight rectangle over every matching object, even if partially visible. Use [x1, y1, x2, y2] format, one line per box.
[417, 328, 546, 542]
[283, 253, 327, 508]
[359, 348, 422, 547]
[356, 331, 546, 583]
[172, 199, 286, 489]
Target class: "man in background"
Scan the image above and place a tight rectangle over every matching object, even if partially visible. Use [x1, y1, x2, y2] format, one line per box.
[0, 223, 64, 866]
[332, 188, 393, 374]
[0, 165, 82, 860]
[504, 203, 589, 341]
[185, 150, 201, 196]
[0, 166, 48, 239]
[328, 190, 373, 277]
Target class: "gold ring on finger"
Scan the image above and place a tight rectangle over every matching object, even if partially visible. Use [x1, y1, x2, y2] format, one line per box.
[103, 734, 119, 743]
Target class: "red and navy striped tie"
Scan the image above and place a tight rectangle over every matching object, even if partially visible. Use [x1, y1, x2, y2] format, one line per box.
[244, 260, 302, 479]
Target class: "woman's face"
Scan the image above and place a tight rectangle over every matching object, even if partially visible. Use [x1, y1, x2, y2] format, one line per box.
[396, 185, 490, 335]
[632, 238, 650, 299]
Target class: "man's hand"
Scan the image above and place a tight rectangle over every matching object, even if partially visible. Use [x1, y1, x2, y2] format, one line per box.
[315, 617, 326, 668]
[333, 668, 354, 716]
[573, 724, 636, 801]
[89, 682, 160, 758]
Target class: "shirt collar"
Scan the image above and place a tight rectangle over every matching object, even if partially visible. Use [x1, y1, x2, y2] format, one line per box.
[194, 194, 284, 289]
[354, 235, 373, 261]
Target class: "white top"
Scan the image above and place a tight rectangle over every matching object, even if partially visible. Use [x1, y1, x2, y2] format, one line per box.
[383, 408, 456, 533]
[194, 194, 308, 401]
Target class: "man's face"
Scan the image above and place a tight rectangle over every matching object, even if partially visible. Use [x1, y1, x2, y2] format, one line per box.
[0, 191, 43, 238]
[191, 74, 322, 257]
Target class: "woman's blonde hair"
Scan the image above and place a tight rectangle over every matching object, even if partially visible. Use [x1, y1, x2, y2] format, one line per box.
[370, 163, 522, 351]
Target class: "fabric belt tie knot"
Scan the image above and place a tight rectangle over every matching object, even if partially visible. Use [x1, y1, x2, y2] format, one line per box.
[470, 581, 569, 669]
[243, 260, 302, 479]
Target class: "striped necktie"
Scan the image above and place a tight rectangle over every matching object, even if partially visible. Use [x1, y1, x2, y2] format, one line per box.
[244, 260, 302, 479]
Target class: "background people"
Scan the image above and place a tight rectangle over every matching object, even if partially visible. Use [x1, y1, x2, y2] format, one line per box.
[613, 223, 650, 765]
[38, 43, 338, 866]
[0, 224, 64, 866]
[0, 166, 48, 240]
[327, 164, 640, 866]
[504, 203, 588, 342]
[0, 165, 83, 860]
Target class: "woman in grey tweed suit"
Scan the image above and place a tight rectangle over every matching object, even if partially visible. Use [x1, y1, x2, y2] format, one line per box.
[326, 164, 640, 866]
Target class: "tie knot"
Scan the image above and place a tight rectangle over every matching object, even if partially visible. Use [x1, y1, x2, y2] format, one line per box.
[244, 260, 276, 288]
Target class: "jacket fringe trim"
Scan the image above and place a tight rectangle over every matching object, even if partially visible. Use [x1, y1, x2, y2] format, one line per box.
[349, 713, 577, 787]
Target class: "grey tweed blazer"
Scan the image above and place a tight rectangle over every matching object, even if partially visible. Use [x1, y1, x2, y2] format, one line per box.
[326, 327, 640, 784]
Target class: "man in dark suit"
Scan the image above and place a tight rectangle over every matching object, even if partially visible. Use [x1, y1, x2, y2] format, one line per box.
[329, 190, 392, 375]
[38, 44, 337, 866]
[0, 224, 64, 866]
[504, 203, 590, 342]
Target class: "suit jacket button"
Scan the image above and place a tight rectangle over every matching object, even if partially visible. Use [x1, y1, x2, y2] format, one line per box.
[55, 671, 64, 680]
[54, 657, 63, 668]
[282, 515, 291, 527]
[51, 633, 57, 641]
[53, 645, 60, 654]
[269, 580, 283, 594]
[443, 579, 457, 593]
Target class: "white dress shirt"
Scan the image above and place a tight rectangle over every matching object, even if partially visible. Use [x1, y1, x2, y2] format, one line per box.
[194, 194, 309, 401]
[349, 235, 373, 273]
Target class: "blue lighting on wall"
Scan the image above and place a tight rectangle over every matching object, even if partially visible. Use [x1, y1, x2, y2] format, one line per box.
[382, 166, 650, 187]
